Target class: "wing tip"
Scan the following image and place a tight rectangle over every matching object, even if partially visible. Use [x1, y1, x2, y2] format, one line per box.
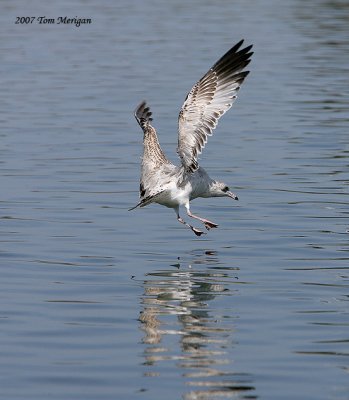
[232, 40, 253, 60]
[128, 202, 141, 211]
[134, 100, 153, 129]
[212, 40, 253, 78]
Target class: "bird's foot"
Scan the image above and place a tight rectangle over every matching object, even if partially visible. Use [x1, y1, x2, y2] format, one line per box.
[204, 221, 219, 230]
[177, 215, 206, 236]
[191, 226, 206, 236]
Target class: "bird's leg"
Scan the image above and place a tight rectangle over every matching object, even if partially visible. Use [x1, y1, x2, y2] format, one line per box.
[174, 208, 205, 236]
[185, 205, 218, 231]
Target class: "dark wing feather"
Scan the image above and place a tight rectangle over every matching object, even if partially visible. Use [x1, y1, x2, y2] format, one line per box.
[128, 190, 165, 211]
[177, 39, 253, 172]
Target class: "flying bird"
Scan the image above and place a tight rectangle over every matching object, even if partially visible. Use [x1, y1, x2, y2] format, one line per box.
[129, 39, 253, 236]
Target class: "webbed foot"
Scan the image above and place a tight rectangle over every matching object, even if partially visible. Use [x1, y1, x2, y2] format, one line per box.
[191, 227, 206, 236]
[204, 221, 219, 230]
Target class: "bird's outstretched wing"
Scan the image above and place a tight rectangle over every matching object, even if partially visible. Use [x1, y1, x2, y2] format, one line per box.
[177, 39, 253, 173]
[129, 101, 174, 211]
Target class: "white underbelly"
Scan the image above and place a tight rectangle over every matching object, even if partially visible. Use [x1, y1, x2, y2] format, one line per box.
[155, 182, 192, 208]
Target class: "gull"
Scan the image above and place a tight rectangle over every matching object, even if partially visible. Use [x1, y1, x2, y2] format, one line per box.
[129, 39, 253, 236]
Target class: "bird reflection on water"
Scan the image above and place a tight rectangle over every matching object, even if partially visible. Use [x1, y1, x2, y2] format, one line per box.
[138, 250, 256, 399]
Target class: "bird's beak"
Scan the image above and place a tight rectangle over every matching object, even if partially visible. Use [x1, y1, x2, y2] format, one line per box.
[227, 191, 239, 201]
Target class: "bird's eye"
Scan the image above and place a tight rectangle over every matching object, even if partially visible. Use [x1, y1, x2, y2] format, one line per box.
[223, 186, 229, 192]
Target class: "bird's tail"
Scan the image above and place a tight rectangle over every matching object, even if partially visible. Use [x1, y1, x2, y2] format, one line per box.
[134, 101, 152, 131]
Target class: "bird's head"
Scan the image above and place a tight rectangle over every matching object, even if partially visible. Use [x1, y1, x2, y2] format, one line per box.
[209, 181, 239, 200]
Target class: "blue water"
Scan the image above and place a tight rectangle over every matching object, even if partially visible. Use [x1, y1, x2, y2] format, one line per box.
[0, 0, 348, 399]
